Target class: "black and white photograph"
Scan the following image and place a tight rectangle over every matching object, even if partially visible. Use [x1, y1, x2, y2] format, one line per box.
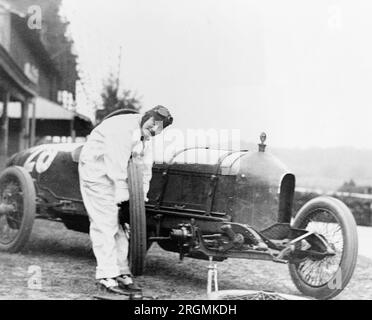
[0, 0, 371, 304]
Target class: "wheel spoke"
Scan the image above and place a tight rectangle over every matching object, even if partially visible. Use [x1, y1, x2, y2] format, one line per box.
[0, 217, 17, 244]
[0, 182, 23, 243]
[0, 167, 36, 252]
[295, 207, 345, 287]
[5, 214, 21, 225]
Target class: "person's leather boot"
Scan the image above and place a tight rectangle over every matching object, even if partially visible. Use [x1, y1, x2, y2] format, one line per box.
[116, 274, 142, 293]
[96, 278, 129, 295]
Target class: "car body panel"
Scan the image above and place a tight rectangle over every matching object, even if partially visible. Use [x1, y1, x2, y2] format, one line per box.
[7, 143, 295, 232]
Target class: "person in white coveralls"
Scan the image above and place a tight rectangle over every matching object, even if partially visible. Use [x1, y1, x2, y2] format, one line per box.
[78, 106, 173, 294]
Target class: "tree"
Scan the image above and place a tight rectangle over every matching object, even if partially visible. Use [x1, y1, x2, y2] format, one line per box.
[96, 74, 142, 124]
[338, 179, 357, 193]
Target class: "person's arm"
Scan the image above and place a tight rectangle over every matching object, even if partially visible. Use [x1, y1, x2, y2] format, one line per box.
[104, 126, 133, 204]
[142, 140, 154, 202]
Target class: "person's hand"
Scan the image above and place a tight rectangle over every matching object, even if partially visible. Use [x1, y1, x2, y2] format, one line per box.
[115, 187, 130, 205]
[143, 183, 150, 202]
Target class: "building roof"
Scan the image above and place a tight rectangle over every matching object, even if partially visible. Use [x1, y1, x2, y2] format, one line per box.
[0, 0, 23, 15]
[8, 96, 91, 123]
[0, 45, 38, 98]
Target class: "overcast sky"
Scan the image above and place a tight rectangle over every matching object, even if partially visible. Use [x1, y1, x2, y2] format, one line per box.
[62, 0, 372, 149]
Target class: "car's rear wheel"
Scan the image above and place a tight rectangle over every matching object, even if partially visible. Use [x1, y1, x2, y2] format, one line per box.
[288, 196, 358, 299]
[127, 158, 147, 276]
[0, 166, 36, 252]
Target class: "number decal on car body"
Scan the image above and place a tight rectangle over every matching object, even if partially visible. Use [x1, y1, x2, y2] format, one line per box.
[24, 147, 58, 174]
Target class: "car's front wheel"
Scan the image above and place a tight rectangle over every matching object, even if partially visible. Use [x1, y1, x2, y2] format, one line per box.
[288, 196, 358, 299]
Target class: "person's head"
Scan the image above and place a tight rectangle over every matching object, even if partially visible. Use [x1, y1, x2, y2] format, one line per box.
[140, 106, 173, 140]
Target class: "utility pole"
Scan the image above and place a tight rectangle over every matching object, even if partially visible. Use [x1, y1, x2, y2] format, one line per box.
[116, 45, 122, 99]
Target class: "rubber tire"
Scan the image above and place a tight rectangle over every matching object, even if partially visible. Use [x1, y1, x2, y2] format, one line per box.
[127, 158, 147, 276]
[0, 166, 36, 253]
[288, 196, 358, 299]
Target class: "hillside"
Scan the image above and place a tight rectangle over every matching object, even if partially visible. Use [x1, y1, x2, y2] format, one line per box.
[233, 141, 372, 191]
[270, 146, 372, 190]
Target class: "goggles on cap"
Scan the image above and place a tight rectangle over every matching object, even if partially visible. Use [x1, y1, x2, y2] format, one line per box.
[154, 106, 173, 126]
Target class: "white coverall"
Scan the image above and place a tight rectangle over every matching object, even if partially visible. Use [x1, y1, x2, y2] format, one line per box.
[78, 114, 153, 280]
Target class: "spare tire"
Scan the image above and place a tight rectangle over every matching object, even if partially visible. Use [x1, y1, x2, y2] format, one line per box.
[127, 158, 147, 276]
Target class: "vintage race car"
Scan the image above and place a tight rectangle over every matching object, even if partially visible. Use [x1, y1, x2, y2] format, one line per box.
[0, 134, 358, 299]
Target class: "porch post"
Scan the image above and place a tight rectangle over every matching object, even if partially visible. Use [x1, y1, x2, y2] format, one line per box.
[30, 99, 36, 147]
[19, 98, 30, 151]
[0, 91, 9, 162]
[71, 118, 76, 143]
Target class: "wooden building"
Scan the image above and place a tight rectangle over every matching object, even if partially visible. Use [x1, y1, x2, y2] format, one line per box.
[0, 1, 91, 161]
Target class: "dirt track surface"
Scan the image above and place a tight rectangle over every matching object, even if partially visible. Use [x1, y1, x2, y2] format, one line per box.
[0, 220, 372, 300]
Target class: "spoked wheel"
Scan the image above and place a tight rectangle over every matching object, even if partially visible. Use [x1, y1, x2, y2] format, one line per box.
[127, 158, 147, 276]
[0, 166, 36, 252]
[288, 196, 358, 299]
